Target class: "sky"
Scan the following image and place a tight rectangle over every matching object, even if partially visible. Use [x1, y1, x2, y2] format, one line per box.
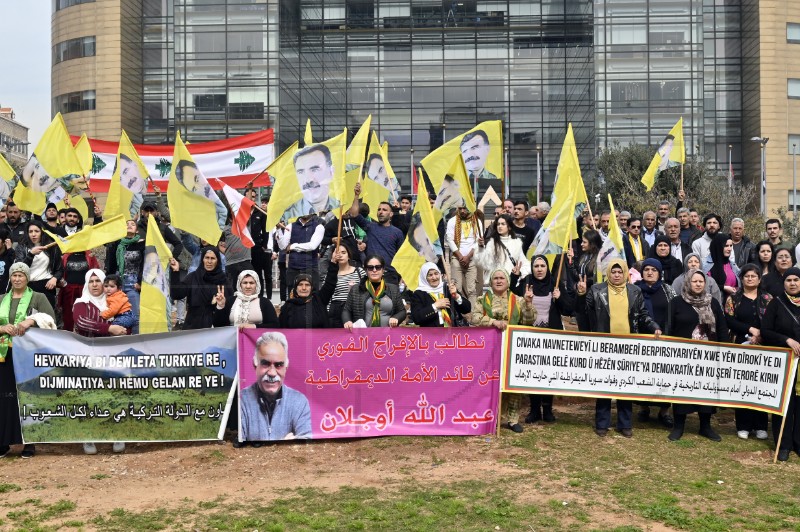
[0, 2, 52, 146]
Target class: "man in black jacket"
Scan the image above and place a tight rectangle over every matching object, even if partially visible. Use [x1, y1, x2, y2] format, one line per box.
[136, 201, 184, 258]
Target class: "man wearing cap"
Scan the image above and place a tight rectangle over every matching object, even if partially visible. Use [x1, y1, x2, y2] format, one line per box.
[43, 203, 60, 232]
[240, 331, 311, 442]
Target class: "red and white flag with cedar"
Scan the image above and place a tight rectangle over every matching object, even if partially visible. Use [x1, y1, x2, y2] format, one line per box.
[221, 184, 255, 248]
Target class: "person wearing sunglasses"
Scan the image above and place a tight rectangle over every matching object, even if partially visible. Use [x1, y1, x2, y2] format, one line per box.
[240, 331, 311, 442]
[622, 217, 650, 268]
[342, 255, 406, 330]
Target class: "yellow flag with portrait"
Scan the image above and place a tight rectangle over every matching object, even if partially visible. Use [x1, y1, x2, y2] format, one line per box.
[420, 121, 503, 193]
[393, 177, 441, 292]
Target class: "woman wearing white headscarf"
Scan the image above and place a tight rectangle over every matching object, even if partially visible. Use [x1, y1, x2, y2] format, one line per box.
[410, 262, 471, 327]
[72, 268, 131, 456]
[73, 269, 133, 337]
[212, 269, 279, 449]
[213, 270, 279, 329]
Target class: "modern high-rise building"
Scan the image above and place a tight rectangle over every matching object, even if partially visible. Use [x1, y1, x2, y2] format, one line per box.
[50, 0, 800, 214]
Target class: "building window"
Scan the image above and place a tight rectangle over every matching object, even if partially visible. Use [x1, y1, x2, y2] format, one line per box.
[789, 23, 800, 43]
[53, 36, 96, 65]
[790, 79, 800, 99]
[54, 0, 94, 11]
[53, 90, 96, 114]
[790, 135, 800, 154]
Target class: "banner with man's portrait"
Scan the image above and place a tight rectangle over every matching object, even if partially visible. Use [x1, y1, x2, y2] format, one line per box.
[237, 328, 503, 441]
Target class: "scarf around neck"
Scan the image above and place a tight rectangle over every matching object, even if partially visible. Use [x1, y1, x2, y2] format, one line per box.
[0, 287, 33, 361]
[116, 234, 141, 276]
[366, 279, 386, 326]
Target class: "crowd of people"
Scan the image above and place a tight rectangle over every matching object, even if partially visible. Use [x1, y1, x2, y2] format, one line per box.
[0, 183, 798, 462]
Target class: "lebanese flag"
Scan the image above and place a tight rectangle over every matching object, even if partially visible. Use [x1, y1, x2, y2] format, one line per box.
[221, 184, 255, 248]
[70, 129, 274, 193]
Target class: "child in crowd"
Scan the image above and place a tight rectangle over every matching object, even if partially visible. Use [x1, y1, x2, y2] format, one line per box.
[101, 274, 135, 330]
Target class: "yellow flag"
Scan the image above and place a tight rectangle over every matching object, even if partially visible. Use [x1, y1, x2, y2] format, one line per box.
[44, 214, 127, 253]
[0, 153, 16, 181]
[106, 130, 149, 219]
[304, 119, 313, 146]
[393, 177, 441, 291]
[641, 117, 685, 191]
[597, 194, 626, 279]
[530, 124, 588, 260]
[16, 113, 85, 213]
[265, 142, 300, 230]
[167, 132, 226, 246]
[432, 153, 477, 221]
[140, 215, 173, 334]
[56, 194, 89, 222]
[361, 131, 400, 215]
[74, 133, 93, 177]
[275, 130, 348, 224]
[0, 154, 17, 208]
[336, 117, 372, 215]
[420, 120, 503, 193]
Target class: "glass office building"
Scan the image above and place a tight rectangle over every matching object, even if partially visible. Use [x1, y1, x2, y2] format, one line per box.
[136, 0, 739, 195]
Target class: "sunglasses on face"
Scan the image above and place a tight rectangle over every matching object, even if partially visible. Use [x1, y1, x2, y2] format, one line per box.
[365, 264, 384, 271]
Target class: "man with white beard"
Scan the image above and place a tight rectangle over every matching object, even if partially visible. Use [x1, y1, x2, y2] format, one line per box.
[239, 331, 311, 441]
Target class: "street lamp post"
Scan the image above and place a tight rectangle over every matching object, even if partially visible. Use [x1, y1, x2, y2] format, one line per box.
[750, 136, 769, 216]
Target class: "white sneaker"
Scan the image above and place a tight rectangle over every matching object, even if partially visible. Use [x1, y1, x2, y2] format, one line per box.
[756, 430, 769, 440]
[112, 442, 126, 453]
[83, 442, 98, 455]
[737, 430, 749, 439]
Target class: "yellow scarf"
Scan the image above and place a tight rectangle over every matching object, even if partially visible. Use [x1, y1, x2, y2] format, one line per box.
[627, 234, 643, 261]
[454, 218, 473, 247]
[607, 259, 630, 334]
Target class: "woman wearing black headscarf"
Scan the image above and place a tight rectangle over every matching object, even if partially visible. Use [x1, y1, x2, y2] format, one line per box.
[513, 254, 575, 423]
[647, 234, 683, 284]
[760, 266, 800, 461]
[634, 257, 677, 428]
[667, 269, 729, 442]
[705, 233, 739, 298]
[169, 246, 232, 330]
[278, 272, 334, 329]
[762, 247, 795, 298]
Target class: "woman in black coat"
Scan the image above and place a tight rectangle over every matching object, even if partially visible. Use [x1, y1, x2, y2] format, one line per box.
[634, 257, 677, 428]
[513, 254, 575, 423]
[278, 272, 335, 329]
[647, 234, 683, 284]
[169, 246, 232, 330]
[761, 247, 795, 298]
[724, 263, 772, 441]
[410, 262, 471, 327]
[667, 269, 729, 442]
[760, 267, 800, 461]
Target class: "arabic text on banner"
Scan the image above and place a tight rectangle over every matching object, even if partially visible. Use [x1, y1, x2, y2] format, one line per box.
[502, 326, 797, 415]
[238, 328, 502, 440]
[13, 328, 238, 443]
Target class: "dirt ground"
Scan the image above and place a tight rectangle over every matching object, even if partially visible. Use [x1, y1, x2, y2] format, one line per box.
[0, 399, 683, 531]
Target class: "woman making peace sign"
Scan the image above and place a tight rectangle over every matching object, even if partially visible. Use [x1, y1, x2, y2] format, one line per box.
[170, 246, 232, 330]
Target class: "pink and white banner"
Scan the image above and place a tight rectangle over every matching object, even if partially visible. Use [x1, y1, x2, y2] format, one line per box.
[71, 130, 274, 192]
[238, 328, 502, 440]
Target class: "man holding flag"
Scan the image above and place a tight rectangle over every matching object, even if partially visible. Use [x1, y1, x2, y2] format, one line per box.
[349, 182, 404, 285]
